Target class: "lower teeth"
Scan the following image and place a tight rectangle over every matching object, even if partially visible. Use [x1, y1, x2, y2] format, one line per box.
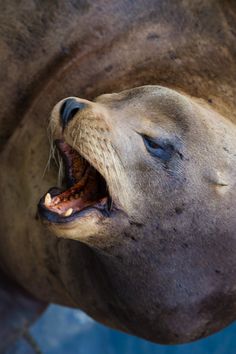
[63, 208, 73, 217]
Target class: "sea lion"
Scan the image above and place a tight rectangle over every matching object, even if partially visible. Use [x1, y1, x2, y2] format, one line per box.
[36, 85, 236, 343]
[0, 0, 236, 345]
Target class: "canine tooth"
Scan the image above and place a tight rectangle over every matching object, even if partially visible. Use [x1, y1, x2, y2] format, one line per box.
[69, 196, 74, 201]
[75, 193, 79, 199]
[45, 193, 51, 205]
[64, 208, 73, 217]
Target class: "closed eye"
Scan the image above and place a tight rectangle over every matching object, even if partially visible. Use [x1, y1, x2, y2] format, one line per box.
[142, 135, 174, 161]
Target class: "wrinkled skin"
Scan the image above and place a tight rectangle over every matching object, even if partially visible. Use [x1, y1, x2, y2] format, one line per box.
[0, 0, 236, 345]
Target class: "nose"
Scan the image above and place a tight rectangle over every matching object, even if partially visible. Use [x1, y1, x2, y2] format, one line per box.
[60, 98, 86, 129]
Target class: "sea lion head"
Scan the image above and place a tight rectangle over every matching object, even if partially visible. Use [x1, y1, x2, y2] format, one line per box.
[38, 86, 236, 343]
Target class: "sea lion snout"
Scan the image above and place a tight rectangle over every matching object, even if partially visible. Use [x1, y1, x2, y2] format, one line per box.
[60, 98, 86, 129]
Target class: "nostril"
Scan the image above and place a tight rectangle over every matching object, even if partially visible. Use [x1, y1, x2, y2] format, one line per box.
[60, 98, 86, 129]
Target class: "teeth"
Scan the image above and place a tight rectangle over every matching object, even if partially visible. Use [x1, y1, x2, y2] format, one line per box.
[53, 197, 60, 205]
[75, 193, 79, 199]
[63, 208, 73, 217]
[45, 193, 52, 206]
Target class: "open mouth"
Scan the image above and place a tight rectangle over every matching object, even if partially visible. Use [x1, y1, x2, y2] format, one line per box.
[38, 140, 114, 223]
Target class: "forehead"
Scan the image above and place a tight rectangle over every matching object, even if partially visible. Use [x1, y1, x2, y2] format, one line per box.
[96, 86, 191, 111]
[96, 86, 194, 128]
[96, 86, 162, 104]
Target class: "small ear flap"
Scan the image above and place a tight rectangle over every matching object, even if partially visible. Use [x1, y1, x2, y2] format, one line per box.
[208, 170, 230, 195]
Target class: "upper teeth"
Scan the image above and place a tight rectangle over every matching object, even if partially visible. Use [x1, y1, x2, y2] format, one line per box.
[45, 193, 52, 206]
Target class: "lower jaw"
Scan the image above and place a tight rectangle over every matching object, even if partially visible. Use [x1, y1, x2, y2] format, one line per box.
[40, 206, 128, 243]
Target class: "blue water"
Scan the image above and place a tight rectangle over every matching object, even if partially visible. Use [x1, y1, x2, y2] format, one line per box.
[23, 305, 236, 354]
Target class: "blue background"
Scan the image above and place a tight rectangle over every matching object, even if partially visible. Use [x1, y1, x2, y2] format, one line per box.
[10, 305, 236, 354]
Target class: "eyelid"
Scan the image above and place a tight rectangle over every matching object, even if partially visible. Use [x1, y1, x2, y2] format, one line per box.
[142, 135, 174, 161]
[142, 135, 165, 149]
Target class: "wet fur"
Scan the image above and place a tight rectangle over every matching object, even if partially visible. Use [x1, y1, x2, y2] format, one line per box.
[0, 0, 236, 345]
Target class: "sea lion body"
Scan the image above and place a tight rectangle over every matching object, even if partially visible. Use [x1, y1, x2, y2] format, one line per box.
[0, 272, 46, 352]
[0, 0, 236, 345]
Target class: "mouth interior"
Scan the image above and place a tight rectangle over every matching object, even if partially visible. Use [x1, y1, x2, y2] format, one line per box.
[42, 140, 112, 219]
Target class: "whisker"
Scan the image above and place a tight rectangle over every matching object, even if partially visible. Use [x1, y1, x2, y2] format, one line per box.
[43, 116, 65, 185]
[57, 150, 65, 186]
[42, 153, 52, 179]
[42, 136, 57, 178]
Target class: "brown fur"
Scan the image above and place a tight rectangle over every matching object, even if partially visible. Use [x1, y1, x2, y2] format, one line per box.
[0, 0, 236, 345]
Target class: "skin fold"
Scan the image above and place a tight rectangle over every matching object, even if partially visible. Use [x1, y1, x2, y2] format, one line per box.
[0, 0, 236, 345]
